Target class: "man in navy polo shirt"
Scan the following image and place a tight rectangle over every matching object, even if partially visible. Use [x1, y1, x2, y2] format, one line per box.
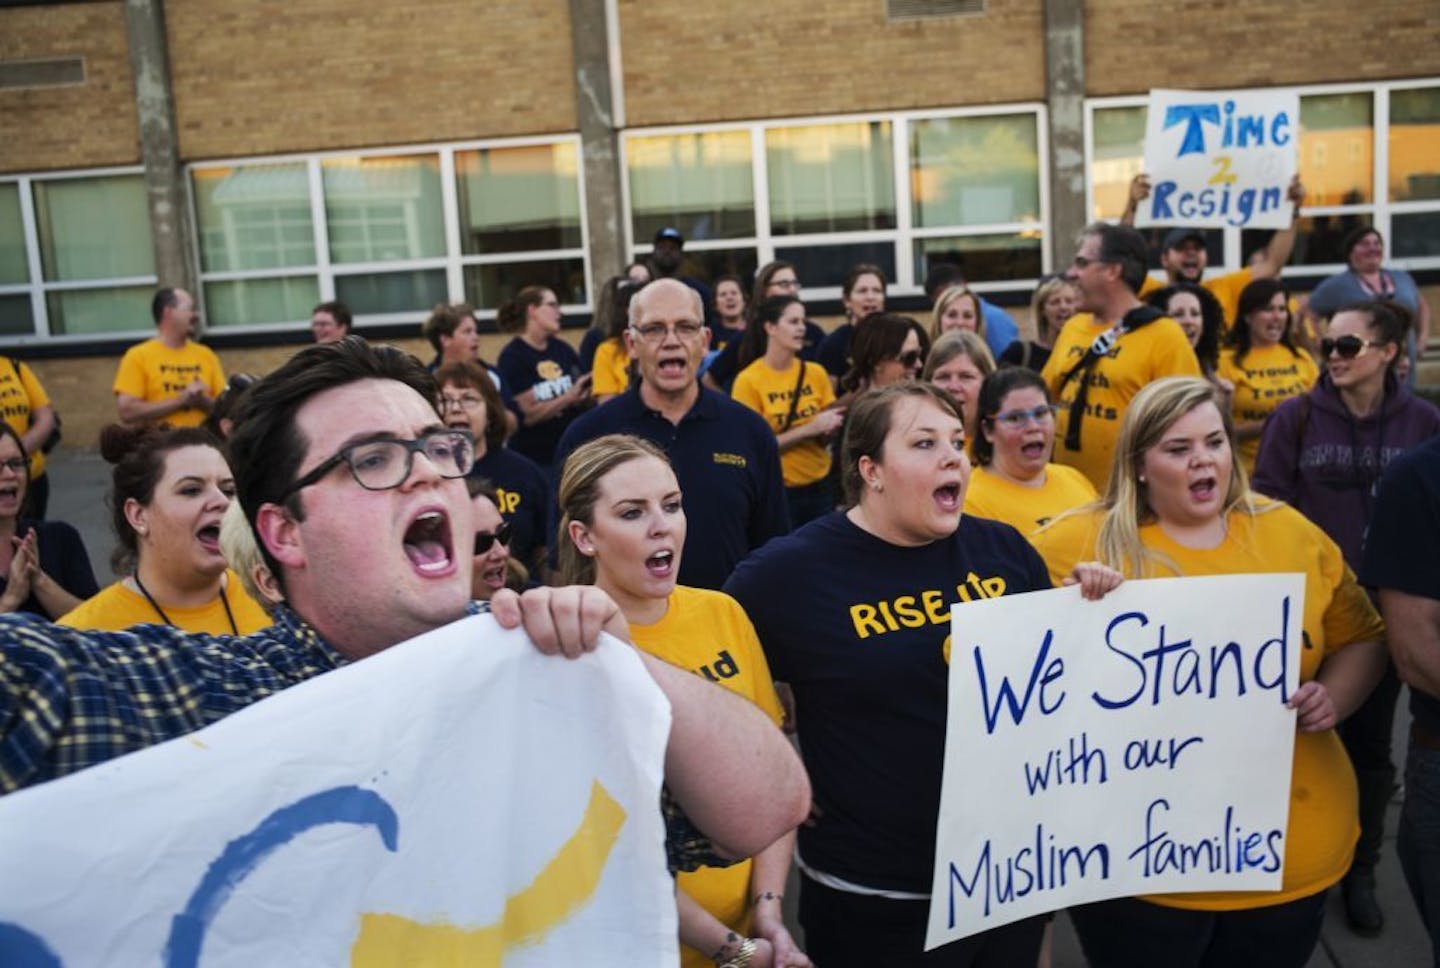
[554, 279, 789, 589]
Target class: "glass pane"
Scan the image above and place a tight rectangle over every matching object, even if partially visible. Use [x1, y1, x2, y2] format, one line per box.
[1391, 88, 1440, 203]
[1394, 211, 1440, 259]
[33, 175, 154, 282]
[203, 276, 321, 327]
[1090, 106, 1146, 220]
[463, 258, 587, 310]
[1300, 92, 1373, 206]
[0, 295, 33, 336]
[1243, 214, 1371, 267]
[912, 114, 1040, 228]
[456, 143, 582, 255]
[334, 268, 448, 315]
[192, 163, 315, 272]
[0, 184, 26, 284]
[913, 233, 1043, 284]
[323, 154, 445, 263]
[627, 131, 755, 242]
[774, 241, 896, 289]
[45, 285, 155, 335]
[767, 122, 894, 235]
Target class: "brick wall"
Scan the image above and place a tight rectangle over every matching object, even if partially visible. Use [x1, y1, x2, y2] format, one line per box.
[0, 2, 138, 173]
[165, 0, 578, 161]
[619, 0, 1046, 127]
[1086, 0, 1440, 96]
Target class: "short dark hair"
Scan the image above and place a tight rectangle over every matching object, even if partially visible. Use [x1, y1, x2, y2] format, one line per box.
[151, 287, 181, 324]
[1080, 222, 1149, 294]
[923, 262, 965, 303]
[1147, 282, 1224, 373]
[228, 336, 436, 585]
[435, 360, 508, 451]
[841, 383, 960, 507]
[1228, 277, 1300, 365]
[1342, 226, 1383, 265]
[0, 421, 31, 516]
[421, 303, 468, 353]
[99, 422, 223, 575]
[312, 301, 352, 331]
[971, 368, 1050, 467]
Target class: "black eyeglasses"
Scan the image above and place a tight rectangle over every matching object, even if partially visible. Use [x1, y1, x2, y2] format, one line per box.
[0, 457, 25, 474]
[474, 522, 513, 555]
[1321, 335, 1384, 359]
[280, 430, 475, 501]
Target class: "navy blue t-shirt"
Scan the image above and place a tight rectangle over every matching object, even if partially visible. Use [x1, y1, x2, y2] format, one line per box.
[470, 446, 552, 572]
[725, 511, 1052, 893]
[1361, 434, 1440, 733]
[3, 519, 98, 619]
[553, 385, 790, 590]
[815, 322, 854, 378]
[496, 337, 586, 469]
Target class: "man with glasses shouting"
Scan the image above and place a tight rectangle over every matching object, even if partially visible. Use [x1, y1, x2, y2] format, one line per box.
[0, 336, 810, 875]
[555, 279, 790, 590]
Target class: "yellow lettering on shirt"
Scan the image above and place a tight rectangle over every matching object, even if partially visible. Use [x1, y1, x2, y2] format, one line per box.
[712, 452, 747, 468]
[496, 488, 522, 515]
[846, 576, 1010, 640]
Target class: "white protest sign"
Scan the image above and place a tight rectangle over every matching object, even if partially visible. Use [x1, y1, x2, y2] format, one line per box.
[0, 615, 678, 967]
[1138, 88, 1300, 229]
[926, 573, 1303, 949]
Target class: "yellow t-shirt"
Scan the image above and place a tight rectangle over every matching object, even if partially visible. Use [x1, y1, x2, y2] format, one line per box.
[963, 463, 1098, 536]
[629, 586, 784, 968]
[1040, 312, 1201, 493]
[0, 357, 52, 479]
[59, 569, 273, 635]
[1217, 344, 1319, 475]
[112, 338, 226, 428]
[731, 358, 836, 488]
[1139, 269, 1252, 329]
[1030, 502, 1384, 911]
[591, 338, 630, 396]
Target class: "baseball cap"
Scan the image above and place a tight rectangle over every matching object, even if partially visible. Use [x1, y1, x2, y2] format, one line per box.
[1161, 228, 1206, 251]
[654, 227, 684, 245]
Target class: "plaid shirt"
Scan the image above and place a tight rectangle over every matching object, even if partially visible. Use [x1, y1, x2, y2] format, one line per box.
[0, 603, 718, 872]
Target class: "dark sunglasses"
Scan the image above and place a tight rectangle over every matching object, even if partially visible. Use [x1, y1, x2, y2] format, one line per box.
[474, 522, 513, 555]
[1321, 335, 1383, 360]
[897, 350, 923, 368]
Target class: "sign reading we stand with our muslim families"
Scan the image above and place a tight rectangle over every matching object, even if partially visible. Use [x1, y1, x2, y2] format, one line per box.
[1137, 88, 1300, 230]
[925, 573, 1305, 950]
[0, 616, 678, 968]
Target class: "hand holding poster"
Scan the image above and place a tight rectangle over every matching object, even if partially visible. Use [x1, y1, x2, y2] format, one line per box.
[0, 615, 678, 967]
[1137, 88, 1300, 229]
[925, 573, 1303, 950]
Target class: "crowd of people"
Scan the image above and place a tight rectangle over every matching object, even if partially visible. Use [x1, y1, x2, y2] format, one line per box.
[1, 192, 1438, 968]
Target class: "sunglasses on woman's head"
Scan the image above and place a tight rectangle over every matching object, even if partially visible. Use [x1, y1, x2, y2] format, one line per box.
[474, 522, 513, 555]
[1321, 335, 1382, 359]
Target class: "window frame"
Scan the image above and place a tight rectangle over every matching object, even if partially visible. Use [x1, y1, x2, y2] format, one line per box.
[620, 102, 1052, 303]
[185, 132, 591, 335]
[1084, 78, 1440, 281]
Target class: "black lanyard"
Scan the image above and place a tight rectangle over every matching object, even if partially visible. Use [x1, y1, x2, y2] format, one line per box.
[134, 572, 238, 635]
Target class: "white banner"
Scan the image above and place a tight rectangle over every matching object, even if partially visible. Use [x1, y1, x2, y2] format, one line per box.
[1138, 88, 1300, 229]
[0, 615, 678, 967]
[926, 574, 1304, 949]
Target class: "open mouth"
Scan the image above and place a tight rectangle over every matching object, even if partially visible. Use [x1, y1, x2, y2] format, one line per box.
[196, 522, 222, 554]
[645, 549, 675, 578]
[656, 357, 688, 378]
[478, 560, 507, 590]
[933, 482, 962, 513]
[0, 483, 20, 504]
[404, 509, 455, 575]
[1020, 440, 1047, 461]
[1189, 476, 1218, 503]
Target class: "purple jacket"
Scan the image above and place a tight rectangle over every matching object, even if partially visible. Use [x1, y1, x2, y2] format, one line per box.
[1252, 371, 1440, 569]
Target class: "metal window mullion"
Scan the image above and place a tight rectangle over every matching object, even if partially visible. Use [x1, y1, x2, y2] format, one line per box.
[751, 126, 772, 266]
[17, 176, 47, 337]
[1033, 107, 1052, 275]
[570, 136, 593, 307]
[308, 158, 334, 301]
[439, 147, 464, 303]
[1374, 87, 1391, 243]
[892, 115, 914, 289]
[41, 275, 158, 292]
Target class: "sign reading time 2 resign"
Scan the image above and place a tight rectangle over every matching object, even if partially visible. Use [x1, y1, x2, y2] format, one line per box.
[0, 616, 678, 967]
[926, 574, 1304, 949]
[1137, 88, 1300, 230]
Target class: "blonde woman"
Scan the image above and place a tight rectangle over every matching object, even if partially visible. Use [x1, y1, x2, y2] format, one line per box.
[558, 434, 808, 968]
[1001, 276, 1077, 372]
[930, 284, 985, 342]
[1031, 376, 1386, 968]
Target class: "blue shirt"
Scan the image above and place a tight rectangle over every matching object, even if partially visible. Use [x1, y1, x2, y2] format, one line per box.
[496, 337, 586, 468]
[554, 385, 790, 590]
[980, 298, 1019, 360]
[725, 511, 1052, 892]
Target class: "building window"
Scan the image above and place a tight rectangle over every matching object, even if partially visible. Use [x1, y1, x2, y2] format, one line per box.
[623, 106, 1047, 301]
[187, 135, 590, 333]
[1086, 80, 1440, 281]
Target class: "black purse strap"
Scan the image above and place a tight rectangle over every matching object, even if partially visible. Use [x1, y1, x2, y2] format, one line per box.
[779, 360, 809, 433]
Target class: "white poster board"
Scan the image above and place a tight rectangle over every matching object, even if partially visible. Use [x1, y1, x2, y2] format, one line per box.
[0, 615, 678, 967]
[1137, 88, 1300, 229]
[926, 574, 1303, 949]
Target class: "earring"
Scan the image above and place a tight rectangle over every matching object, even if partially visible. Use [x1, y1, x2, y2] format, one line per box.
[1137, 475, 1146, 484]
